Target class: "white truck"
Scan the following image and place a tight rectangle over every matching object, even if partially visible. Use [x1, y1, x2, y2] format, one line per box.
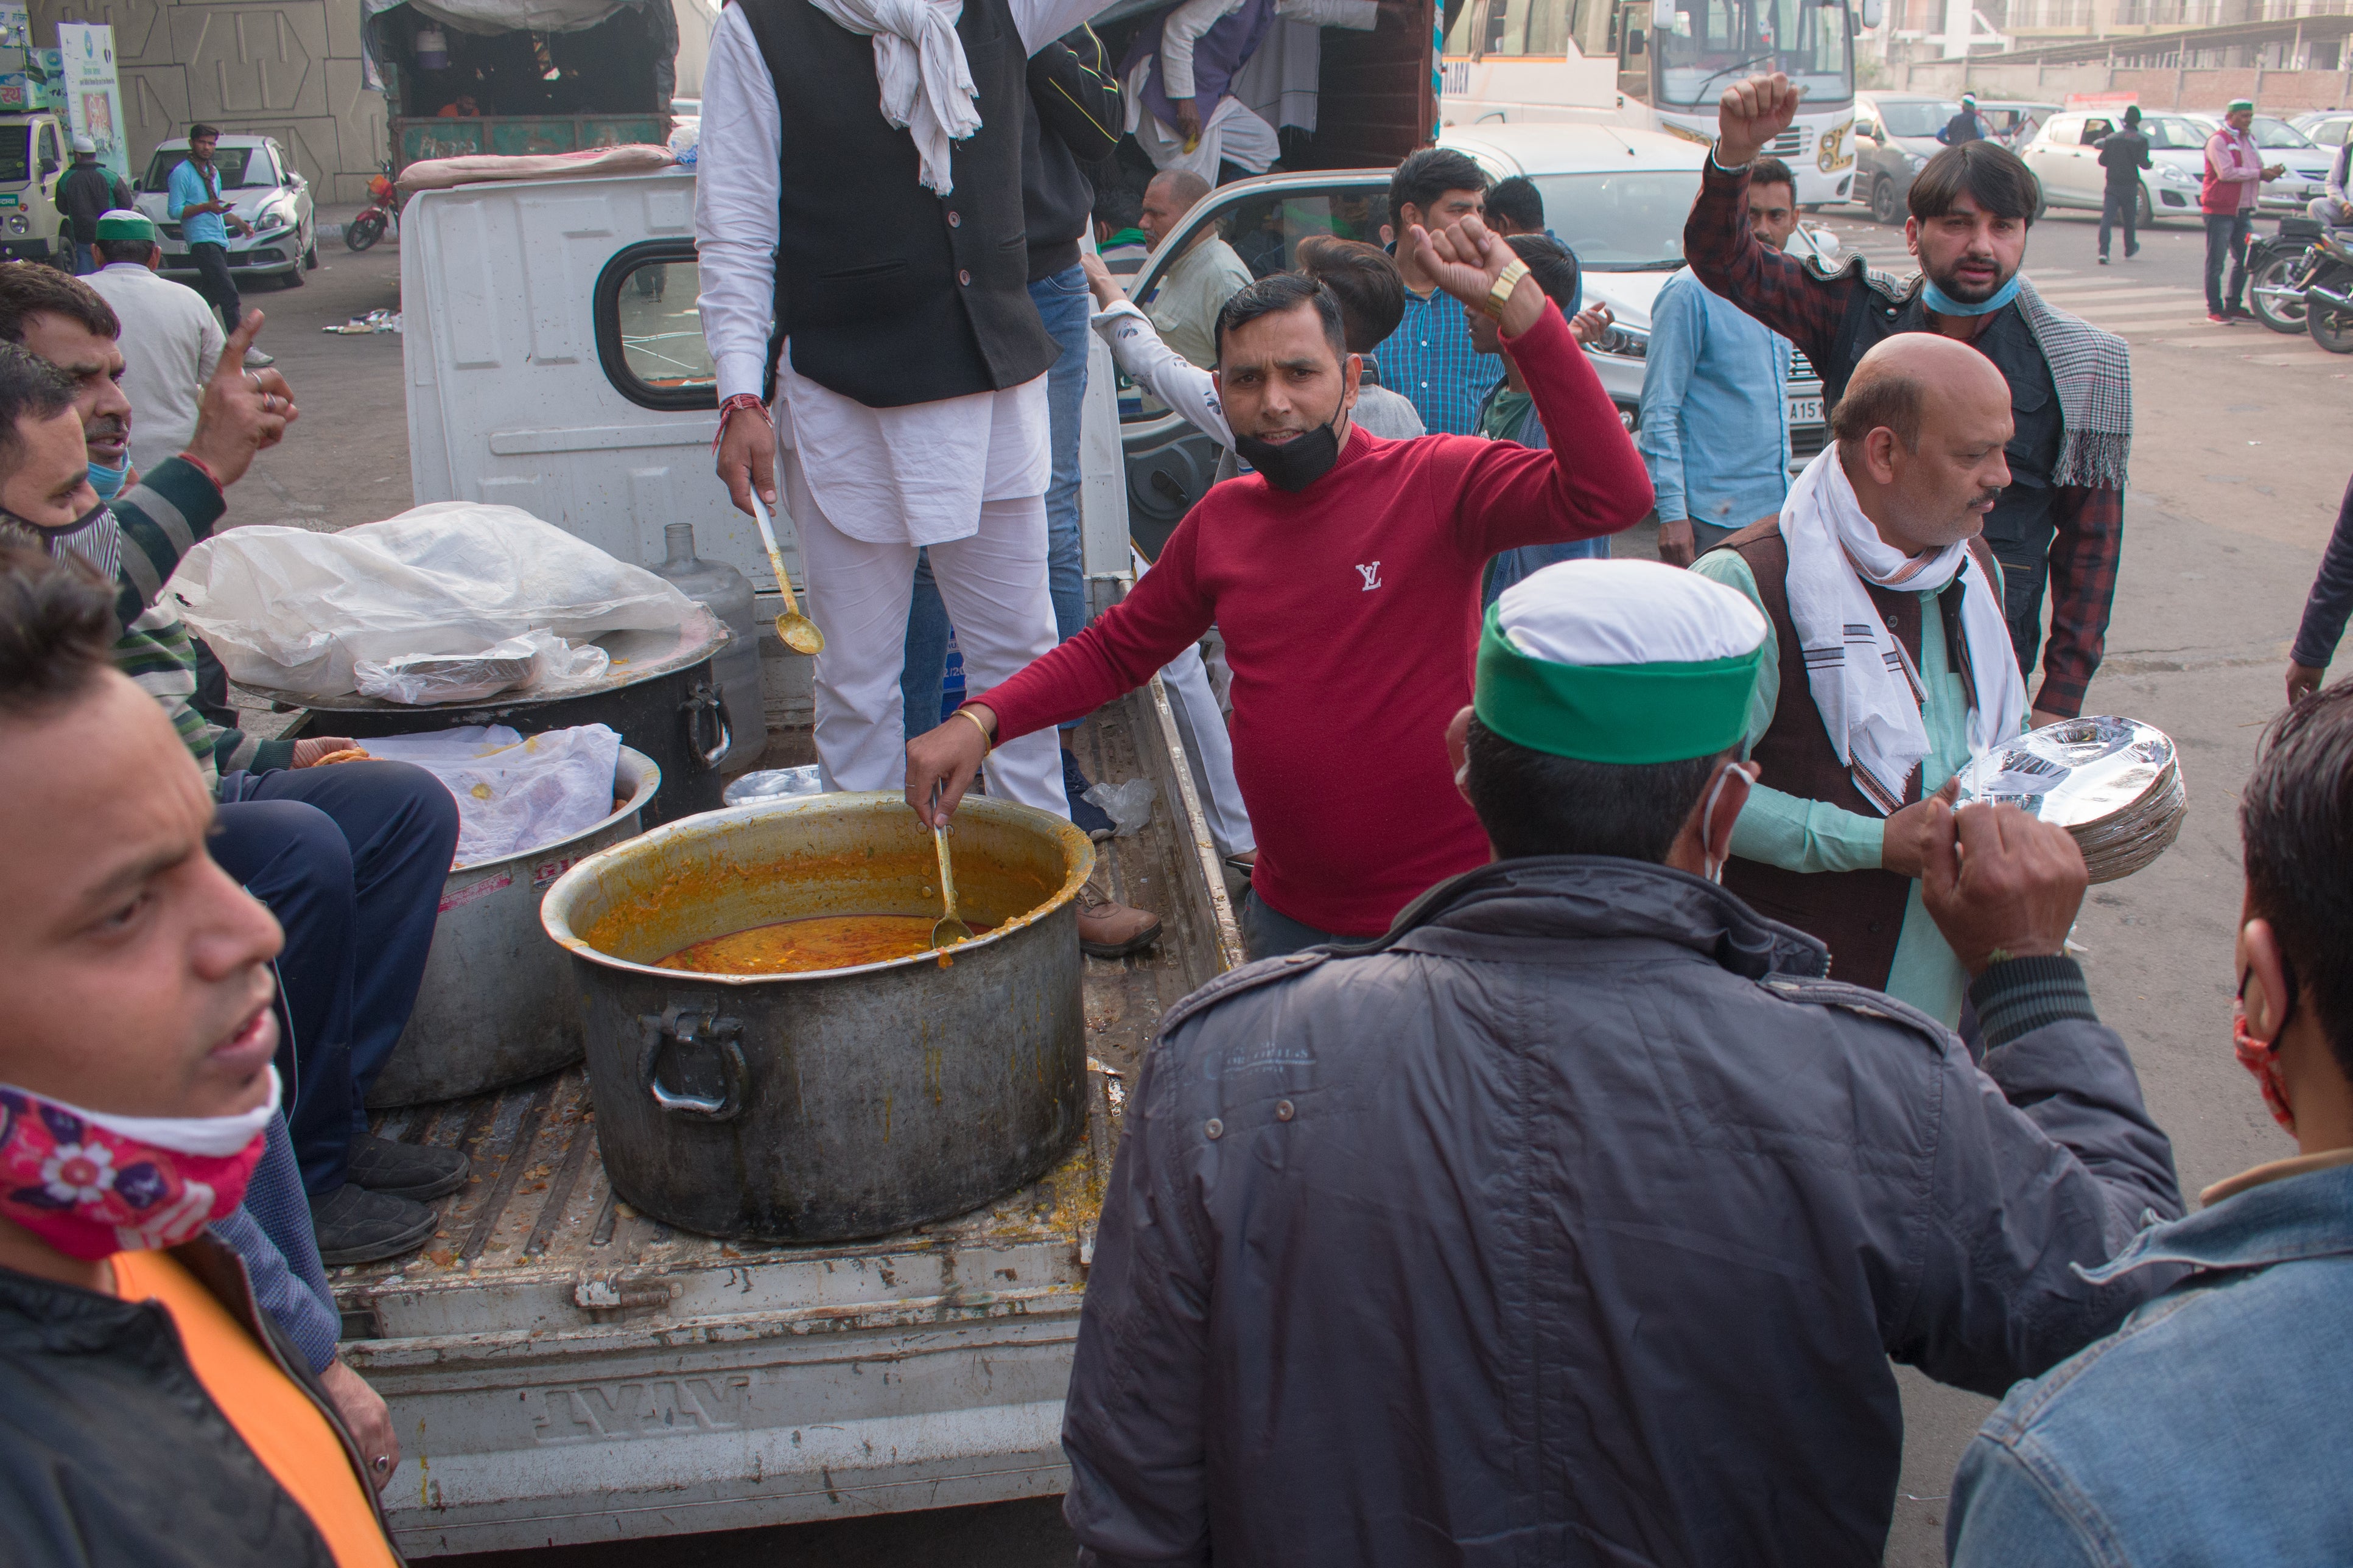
[347, 168, 1241, 1555]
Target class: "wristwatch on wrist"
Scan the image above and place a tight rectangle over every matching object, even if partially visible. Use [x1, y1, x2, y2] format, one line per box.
[1483, 259, 1532, 322]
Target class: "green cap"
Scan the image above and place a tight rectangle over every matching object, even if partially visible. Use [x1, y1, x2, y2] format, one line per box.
[94, 209, 156, 242]
[2227, 98, 2255, 113]
[1471, 561, 1769, 766]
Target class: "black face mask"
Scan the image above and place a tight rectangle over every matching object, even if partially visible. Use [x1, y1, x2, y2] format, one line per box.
[1233, 404, 1347, 493]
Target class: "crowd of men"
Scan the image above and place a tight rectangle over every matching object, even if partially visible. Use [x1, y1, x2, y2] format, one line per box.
[1, 15, 2351, 1560]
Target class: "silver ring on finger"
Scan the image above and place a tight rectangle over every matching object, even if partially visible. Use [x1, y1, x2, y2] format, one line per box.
[245, 369, 262, 390]
[374, 1455, 391, 1471]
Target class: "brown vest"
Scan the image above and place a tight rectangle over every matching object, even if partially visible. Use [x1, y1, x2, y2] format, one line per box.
[1712, 522, 1996, 992]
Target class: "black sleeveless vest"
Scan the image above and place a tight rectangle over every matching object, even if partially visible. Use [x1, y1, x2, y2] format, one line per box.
[730, 0, 1060, 408]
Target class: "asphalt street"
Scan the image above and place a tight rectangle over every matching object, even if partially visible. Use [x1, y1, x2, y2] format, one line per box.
[240, 198, 2352, 1567]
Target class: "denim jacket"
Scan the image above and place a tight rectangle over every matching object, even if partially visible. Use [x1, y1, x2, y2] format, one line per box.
[1947, 1154, 2353, 1567]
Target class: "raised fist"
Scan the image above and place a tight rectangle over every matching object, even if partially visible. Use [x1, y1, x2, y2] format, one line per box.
[1717, 73, 1803, 168]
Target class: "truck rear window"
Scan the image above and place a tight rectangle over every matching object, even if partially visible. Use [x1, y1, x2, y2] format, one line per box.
[0, 126, 27, 185]
[594, 241, 718, 411]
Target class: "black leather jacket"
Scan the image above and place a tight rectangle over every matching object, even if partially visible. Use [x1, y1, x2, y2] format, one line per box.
[0, 1233, 401, 1565]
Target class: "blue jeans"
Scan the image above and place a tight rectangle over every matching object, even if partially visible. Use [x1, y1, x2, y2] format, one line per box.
[1240, 888, 1356, 962]
[212, 761, 460, 1194]
[2204, 209, 2253, 314]
[903, 264, 1094, 733]
[71, 240, 94, 274]
[1481, 537, 1609, 609]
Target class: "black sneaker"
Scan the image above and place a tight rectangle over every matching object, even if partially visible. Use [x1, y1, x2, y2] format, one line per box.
[346, 1133, 470, 1201]
[1061, 747, 1117, 842]
[311, 1183, 438, 1266]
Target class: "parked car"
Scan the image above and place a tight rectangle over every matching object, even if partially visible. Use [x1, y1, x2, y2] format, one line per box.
[1974, 99, 2061, 149]
[2183, 111, 2338, 212]
[131, 134, 317, 285]
[1848, 93, 1964, 224]
[2020, 108, 2208, 225]
[1114, 122, 1837, 547]
[2293, 110, 2352, 149]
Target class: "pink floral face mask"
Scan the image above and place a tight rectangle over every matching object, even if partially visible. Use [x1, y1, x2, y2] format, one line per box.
[0, 1069, 276, 1261]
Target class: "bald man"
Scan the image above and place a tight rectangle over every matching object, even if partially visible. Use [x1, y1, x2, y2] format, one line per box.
[1138, 169, 1253, 369]
[1693, 335, 2031, 1026]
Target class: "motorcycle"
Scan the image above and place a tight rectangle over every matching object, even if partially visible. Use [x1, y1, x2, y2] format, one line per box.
[2246, 214, 2353, 352]
[2306, 228, 2353, 355]
[345, 164, 402, 253]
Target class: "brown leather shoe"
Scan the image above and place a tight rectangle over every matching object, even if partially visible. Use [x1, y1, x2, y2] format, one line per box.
[1076, 880, 1162, 958]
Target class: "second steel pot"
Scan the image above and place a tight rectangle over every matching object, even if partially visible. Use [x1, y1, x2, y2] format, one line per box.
[541, 792, 1093, 1242]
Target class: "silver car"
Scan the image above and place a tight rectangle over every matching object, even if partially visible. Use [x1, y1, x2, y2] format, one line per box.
[2182, 113, 2338, 213]
[131, 134, 317, 286]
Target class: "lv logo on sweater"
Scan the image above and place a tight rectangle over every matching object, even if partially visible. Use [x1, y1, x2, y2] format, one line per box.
[1356, 562, 1384, 591]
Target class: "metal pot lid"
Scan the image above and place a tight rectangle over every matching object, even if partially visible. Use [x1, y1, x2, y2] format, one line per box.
[1953, 716, 2186, 884]
[232, 612, 724, 714]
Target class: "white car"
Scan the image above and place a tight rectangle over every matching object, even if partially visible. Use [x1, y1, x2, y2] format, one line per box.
[132, 134, 317, 286]
[1115, 122, 1833, 547]
[2021, 109, 2207, 225]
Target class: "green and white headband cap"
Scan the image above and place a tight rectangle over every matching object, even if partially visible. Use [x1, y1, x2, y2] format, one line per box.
[1473, 559, 1768, 765]
[2227, 98, 2255, 113]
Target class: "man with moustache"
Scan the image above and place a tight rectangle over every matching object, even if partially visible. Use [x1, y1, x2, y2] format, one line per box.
[1688, 74, 2131, 729]
[1692, 334, 2029, 1026]
[0, 548, 402, 1562]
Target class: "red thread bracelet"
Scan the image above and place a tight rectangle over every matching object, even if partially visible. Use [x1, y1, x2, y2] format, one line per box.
[713, 393, 774, 455]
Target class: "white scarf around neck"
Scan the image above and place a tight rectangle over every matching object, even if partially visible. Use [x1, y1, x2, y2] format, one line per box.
[1778, 446, 2026, 815]
[807, 0, 981, 195]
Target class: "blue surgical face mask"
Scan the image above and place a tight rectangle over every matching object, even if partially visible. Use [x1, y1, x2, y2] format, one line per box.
[1921, 271, 2023, 319]
[87, 458, 128, 502]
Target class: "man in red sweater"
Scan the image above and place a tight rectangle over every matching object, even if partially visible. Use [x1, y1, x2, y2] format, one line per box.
[905, 214, 1653, 957]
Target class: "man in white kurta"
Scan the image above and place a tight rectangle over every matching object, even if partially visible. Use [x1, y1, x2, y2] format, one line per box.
[696, 0, 1103, 816]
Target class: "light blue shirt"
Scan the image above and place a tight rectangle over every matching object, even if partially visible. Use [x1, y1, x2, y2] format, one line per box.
[1637, 268, 1792, 530]
[166, 157, 229, 248]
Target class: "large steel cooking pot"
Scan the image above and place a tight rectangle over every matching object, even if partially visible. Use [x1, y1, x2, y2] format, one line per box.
[541, 793, 1094, 1242]
[237, 621, 734, 825]
[367, 747, 661, 1108]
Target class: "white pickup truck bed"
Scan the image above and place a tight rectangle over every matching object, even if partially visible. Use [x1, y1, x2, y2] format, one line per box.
[338, 685, 1241, 1556]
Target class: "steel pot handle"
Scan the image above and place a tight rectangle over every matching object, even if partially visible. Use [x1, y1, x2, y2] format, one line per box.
[639, 1006, 749, 1121]
[681, 681, 732, 772]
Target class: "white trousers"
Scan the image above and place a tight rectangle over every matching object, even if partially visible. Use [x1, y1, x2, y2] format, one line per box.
[1159, 642, 1254, 858]
[783, 447, 1067, 818]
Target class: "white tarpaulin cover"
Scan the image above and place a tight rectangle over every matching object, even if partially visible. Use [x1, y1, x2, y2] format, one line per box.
[170, 502, 706, 699]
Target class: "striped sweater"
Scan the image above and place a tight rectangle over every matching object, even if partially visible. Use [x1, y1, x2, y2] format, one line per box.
[7, 458, 291, 785]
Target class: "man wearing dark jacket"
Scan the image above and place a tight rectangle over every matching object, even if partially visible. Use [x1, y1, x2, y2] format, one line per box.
[1061, 557, 2181, 1567]
[54, 135, 132, 274]
[2095, 105, 2153, 264]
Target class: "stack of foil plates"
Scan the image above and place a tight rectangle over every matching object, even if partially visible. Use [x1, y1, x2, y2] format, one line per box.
[1952, 716, 2187, 884]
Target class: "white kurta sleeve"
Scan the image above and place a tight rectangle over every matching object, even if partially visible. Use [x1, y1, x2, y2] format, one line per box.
[1090, 300, 1233, 448]
[694, 5, 785, 405]
[1155, 0, 1247, 100]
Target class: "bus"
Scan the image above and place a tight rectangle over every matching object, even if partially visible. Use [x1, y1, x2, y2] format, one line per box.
[1438, 0, 1864, 207]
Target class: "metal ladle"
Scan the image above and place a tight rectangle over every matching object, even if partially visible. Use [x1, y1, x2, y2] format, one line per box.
[746, 491, 824, 656]
[928, 782, 975, 949]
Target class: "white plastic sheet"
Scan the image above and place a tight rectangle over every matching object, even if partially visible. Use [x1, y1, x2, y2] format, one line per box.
[357, 724, 623, 867]
[170, 503, 704, 700]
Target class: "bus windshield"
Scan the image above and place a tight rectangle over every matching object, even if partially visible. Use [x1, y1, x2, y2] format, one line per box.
[1655, 0, 1851, 110]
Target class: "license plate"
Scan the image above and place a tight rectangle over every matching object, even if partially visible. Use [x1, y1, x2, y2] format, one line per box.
[1787, 395, 1823, 427]
[161, 240, 186, 256]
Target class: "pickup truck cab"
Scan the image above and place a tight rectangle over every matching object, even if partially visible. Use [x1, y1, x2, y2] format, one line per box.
[1119, 122, 1835, 551]
[133, 134, 318, 284]
[0, 111, 69, 263]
